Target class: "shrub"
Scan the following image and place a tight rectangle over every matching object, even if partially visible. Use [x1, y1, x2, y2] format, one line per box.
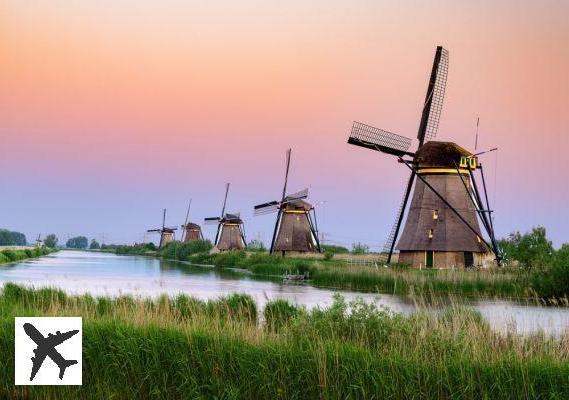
[247, 239, 267, 252]
[530, 243, 569, 300]
[321, 244, 349, 254]
[323, 251, 334, 261]
[351, 242, 370, 254]
[213, 251, 247, 267]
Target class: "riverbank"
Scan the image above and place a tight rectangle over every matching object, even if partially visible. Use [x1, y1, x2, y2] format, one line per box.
[104, 243, 532, 300]
[0, 246, 55, 265]
[0, 283, 567, 399]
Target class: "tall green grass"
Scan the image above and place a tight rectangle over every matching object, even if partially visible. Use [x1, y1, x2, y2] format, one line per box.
[0, 284, 568, 399]
[0, 247, 54, 265]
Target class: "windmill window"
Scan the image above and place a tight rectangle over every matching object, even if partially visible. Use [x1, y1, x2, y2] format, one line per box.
[428, 229, 434, 239]
[433, 210, 439, 220]
[477, 236, 482, 243]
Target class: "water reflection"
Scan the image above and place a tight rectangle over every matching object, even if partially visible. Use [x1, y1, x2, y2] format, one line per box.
[1, 250, 568, 336]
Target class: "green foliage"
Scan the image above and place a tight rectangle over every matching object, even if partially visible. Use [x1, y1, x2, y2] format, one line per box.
[351, 242, 370, 254]
[112, 243, 156, 255]
[213, 250, 247, 267]
[264, 299, 300, 332]
[159, 240, 213, 260]
[0, 248, 53, 265]
[247, 239, 267, 252]
[1, 286, 569, 399]
[498, 226, 554, 269]
[321, 244, 349, 254]
[44, 234, 58, 248]
[0, 229, 27, 246]
[530, 244, 569, 300]
[323, 250, 334, 261]
[66, 236, 89, 249]
[89, 239, 101, 250]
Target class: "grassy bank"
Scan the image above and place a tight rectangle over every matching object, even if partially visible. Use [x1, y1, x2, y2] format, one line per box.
[0, 247, 55, 265]
[102, 241, 538, 299]
[0, 284, 568, 399]
[156, 243, 530, 299]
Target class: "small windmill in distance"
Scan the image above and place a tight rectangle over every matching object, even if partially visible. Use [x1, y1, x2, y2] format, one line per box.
[181, 200, 204, 242]
[204, 183, 246, 251]
[35, 234, 43, 247]
[147, 209, 177, 249]
[254, 149, 320, 255]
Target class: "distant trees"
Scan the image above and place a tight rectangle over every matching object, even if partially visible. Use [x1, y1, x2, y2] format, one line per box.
[321, 245, 349, 254]
[247, 240, 267, 252]
[89, 239, 101, 250]
[66, 236, 89, 249]
[0, 229, 27, 246]
[351, 242, 370, 255]
[44, 234, 58, 248]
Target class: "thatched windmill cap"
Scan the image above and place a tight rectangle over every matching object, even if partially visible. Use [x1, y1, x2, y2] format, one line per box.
[415, 141, 473, 167]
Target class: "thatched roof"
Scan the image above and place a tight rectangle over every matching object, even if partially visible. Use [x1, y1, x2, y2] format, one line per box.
[415, 141, 473, 167]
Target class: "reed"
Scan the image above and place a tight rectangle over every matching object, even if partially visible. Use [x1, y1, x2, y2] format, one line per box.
[0, 284, 567, 399]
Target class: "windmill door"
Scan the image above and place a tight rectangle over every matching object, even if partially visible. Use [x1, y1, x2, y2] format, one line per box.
[425, 251, 434, 268]
[464, 252, 474, 268]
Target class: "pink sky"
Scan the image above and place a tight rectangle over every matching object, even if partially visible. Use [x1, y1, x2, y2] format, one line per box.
[1, 0, 568, 247]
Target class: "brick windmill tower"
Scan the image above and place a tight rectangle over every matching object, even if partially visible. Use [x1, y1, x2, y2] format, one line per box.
[254, 149, 321, 255]
[347, 46, 501, 268]
[204, 183, 246, 251]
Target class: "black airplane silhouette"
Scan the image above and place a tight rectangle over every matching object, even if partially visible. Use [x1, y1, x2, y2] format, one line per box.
[23, 322, 79, 381]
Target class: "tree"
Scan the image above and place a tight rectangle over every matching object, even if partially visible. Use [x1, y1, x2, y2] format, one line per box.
[89, 239, 101, 250]
[0, 229, 27, 246]
[247, 239, 267, 252]
[66, 236, 89, 249]
[352, 242, 370, 254]
[498, 226, 554, 269]
[44, 234, 58, 248]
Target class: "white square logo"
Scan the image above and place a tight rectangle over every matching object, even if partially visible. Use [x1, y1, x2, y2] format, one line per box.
[15, 317, 82, 385]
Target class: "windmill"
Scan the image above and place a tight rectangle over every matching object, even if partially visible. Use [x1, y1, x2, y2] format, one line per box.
[347, 46, 501, 268]
[35, 234, 43, 247]
[204, 183, 246, 251]
[147, 209, 177, 249]
[254, 149, 321, 255]
[181, 200, 203, 242]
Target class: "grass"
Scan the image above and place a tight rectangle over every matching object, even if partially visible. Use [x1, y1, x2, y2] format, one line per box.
[0, 283, 568, 399]
[0, 247, 55, 265]
[107, 242, 532, 299]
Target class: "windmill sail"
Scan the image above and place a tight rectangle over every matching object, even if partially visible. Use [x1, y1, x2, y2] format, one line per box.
[348, 122, 413, 157]
[417, 46, 449, 144]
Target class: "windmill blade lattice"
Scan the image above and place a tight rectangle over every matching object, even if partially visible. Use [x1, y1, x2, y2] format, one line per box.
[348, 122, 413, 157]
[420, 47, 449, 143]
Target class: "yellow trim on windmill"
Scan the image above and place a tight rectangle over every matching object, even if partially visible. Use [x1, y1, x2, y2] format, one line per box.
[417, 168, 470, 175]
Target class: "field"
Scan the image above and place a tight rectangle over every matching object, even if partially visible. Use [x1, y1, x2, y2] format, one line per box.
[1, 284, 568, 399]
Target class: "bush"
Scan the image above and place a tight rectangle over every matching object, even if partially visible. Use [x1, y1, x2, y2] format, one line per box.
[213, 251, 247, 267]
[530, 243, 569, 300]
[321, 244, 349, 254]
[160, 240, 213, 261]
[323, 251, 334, 261]
[247, 239, 267, 252]
[351, 242, 370, 254]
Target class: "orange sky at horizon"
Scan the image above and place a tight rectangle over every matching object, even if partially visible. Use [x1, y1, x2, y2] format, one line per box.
[1, 0, 568, 247]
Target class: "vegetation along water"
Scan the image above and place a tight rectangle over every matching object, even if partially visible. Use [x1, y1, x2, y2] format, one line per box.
[1, 283, 568, 399]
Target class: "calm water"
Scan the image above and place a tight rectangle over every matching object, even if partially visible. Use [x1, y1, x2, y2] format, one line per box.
[1, 250, 568, 336]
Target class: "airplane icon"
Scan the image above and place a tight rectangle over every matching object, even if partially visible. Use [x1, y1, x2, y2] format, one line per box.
[23, 322, 79, 381]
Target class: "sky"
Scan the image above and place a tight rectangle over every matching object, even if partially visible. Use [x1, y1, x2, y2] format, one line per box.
[1, 0, 568, 248]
